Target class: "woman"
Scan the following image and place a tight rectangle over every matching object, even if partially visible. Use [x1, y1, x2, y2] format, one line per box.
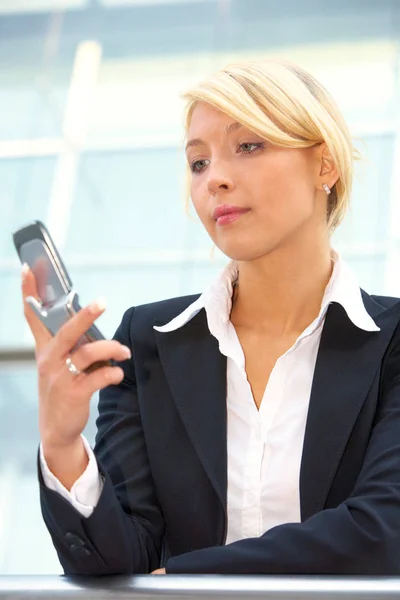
[22, 59, 400, 575]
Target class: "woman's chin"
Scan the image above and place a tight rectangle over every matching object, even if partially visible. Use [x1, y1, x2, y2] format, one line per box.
[215, 241, 274, 263]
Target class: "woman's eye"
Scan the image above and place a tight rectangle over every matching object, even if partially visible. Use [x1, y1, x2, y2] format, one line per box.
[189, 143, 264, 173]
[239, 142, 265, 154]
[190, 159, 209, 174]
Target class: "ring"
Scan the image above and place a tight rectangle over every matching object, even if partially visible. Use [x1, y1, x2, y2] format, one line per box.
[66, 357, 82, 376]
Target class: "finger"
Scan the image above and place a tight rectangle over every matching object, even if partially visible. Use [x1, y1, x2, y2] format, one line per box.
[71, 340, 131, 372]
[21, 264, 52, 348]
[54, 298, 107, 360]
[79, 365, 125, 397]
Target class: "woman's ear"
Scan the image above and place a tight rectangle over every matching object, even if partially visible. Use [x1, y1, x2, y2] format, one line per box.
[318, 143, 339, 191]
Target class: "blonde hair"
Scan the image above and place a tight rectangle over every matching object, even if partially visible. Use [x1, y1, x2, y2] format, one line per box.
[182, 58, 361, 234]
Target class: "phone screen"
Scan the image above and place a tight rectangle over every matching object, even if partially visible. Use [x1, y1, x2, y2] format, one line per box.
[19, 239, 69, 306]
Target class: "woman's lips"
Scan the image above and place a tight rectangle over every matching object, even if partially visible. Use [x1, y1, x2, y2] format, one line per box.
[212, 205, 250, 226]
[216, 211, 249, 226]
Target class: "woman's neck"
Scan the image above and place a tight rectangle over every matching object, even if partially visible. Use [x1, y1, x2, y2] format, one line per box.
[230, 240, 334, 338]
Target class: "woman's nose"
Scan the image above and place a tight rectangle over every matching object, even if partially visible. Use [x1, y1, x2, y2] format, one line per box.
[207, 165, 235, 195]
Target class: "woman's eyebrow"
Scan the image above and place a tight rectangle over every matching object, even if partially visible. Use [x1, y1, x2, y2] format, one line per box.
[185, 122, 243, 151]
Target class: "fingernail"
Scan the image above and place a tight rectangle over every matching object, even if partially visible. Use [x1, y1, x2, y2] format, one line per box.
[21, 263, 29, 279]
[121, 346, 132, 359]
[89, 297, 107, 313]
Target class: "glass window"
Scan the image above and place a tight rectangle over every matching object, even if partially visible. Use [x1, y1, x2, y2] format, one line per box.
[0, 84, 69, 141]
[333, 133, 395, 261]
[64, 148, 210, 256]
[344, 254, 387, 294]
[0, 157, 56, 259]
[0, 0, 88, 13]
[0, 62, 71, 140]
[0, 157, 56, 347]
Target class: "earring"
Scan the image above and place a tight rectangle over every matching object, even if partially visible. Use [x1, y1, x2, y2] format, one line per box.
[322, 183, 331, 195]
[322, 183, 331, 196]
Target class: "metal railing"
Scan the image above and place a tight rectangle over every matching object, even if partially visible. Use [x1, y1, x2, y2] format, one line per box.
[1, 576, 400, 600]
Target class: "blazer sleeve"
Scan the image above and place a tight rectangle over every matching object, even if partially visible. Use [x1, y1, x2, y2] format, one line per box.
[39, 307, 165, 575]
[166, 332, 400, 575]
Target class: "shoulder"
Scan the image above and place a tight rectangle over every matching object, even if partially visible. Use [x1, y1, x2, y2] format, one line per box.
[360, 290, 400, 381]
[364, 290, 400, 311]
[360, 289, 400, 326]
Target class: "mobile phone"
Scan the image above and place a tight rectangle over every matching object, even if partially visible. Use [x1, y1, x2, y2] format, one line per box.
[13, 220, 111, 372]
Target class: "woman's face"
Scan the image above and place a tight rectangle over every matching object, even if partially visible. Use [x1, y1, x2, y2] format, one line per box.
[186, 102, 331, 261]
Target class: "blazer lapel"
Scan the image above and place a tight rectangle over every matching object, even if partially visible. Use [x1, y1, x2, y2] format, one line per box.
[154, 309, 228, 511]
[300, 293, 400, 521]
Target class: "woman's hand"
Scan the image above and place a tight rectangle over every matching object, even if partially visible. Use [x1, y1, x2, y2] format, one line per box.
[21, 264, 132, 487]
[151, 568, 166, 574]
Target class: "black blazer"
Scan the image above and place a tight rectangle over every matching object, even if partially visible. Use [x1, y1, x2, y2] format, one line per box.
[39, 288, 400, 575]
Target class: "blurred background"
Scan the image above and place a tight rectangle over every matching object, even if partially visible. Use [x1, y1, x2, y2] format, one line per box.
[0, 0, 399, 575]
